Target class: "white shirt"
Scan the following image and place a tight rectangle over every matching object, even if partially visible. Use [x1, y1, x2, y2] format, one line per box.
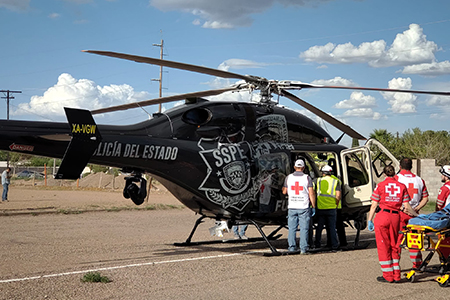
[395, 170, 428, 209]
[284, 171, 312, 209]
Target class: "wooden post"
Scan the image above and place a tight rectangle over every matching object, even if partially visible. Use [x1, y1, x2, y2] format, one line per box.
[145, 176, 153, 204]
[44, 163, 47, 187]
[98, 172, 103, 189]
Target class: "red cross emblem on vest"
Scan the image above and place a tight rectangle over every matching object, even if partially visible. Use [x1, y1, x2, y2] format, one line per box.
[407, 183, 419, 198]
[291, 181, 304, 195]
[386, 183, 400, 197]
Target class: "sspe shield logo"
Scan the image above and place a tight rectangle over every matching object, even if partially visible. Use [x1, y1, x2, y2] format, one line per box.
[198, 142, 252, 195]
[221, 161, 250, 194]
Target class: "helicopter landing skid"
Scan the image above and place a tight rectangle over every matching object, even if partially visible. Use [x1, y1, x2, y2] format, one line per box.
[174, 216, 284, 256]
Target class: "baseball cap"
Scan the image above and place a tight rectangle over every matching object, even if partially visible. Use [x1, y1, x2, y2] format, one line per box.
[294, 160, 305, 168]
[321, 165, 333, 173]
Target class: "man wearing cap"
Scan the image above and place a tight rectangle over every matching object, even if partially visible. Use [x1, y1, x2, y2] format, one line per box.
[436, 165, 450, 211]
[314, 164, 341, 250]
[282, 159, 316, 254]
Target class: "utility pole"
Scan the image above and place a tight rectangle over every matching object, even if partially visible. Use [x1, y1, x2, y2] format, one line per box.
[1, 90, 21, 168]
[152, 39, 164, 113]
[1, 90, 21, 120]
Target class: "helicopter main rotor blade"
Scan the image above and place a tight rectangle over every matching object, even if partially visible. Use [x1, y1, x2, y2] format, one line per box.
[282, 82, 450, 96]
[83, 50, 254, 82]
[91, 87, 241, 115]
[280, 89, 366, 140]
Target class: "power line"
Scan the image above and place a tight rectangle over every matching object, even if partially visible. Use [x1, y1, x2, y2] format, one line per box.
[1, 90, 21, 120]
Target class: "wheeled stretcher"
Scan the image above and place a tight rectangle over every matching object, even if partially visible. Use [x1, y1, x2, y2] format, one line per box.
[401, 224, 450, 287]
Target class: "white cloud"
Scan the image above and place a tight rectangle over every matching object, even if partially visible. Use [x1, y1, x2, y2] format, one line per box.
[382, 77, 417, 113]
[300, 24, 439, 68]
[301, 41, 386, 64]
[334, 91, 376, 109]
[428, 95, 450, 119]
[207, 59, 268, 88]
[14, 73, 151, 118]
[0, 0, 30, 11]
[428, 95, 450, 107]
[310, 76, 357, 86]
[343, 108, 382, 120]
[207, 90, 253, 102]
[401, 61, 450, 76]
[150, 0, 333, 29]
[218, 58, 268, 71]
[48, 13, 61, 19]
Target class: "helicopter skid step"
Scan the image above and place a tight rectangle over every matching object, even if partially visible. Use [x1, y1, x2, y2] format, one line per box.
[173, 234, 282, 247]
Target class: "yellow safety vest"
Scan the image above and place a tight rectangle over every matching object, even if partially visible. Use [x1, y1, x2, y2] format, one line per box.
[316, 176, 340, 209]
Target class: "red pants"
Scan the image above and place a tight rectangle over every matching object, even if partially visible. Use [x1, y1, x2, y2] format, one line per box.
[397, 212, 422, 269]
[375, 210, 401, 281]
[439, 236, 450, 260]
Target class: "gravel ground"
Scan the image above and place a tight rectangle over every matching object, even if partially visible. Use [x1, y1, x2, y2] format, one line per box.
[0, 187, 449, 299]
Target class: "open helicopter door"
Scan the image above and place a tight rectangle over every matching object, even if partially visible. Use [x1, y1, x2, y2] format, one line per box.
[364, 138, 400, 185]
[340, 146, 373, 209]
[340, 138, 399, 209]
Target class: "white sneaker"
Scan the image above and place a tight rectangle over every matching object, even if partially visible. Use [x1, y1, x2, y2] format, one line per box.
[240, 234, 249, 240]
[234, 234, 241, 240]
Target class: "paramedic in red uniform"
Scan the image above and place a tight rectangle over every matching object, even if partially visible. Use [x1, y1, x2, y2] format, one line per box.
[436, 165, 450, 211]
[367, 165, 416, 283]
[395, 158, 429, 270]
[435, 165, 450, 259]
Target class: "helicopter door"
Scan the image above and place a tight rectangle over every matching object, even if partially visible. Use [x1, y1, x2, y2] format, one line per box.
[364, 138, 400, 185]
[340, 147, 373, 208]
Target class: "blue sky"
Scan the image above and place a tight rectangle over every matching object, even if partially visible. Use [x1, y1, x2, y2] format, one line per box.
[1, 0, 450, 146]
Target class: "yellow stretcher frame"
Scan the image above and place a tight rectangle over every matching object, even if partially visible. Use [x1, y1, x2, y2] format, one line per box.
[401, 224, 450, 287]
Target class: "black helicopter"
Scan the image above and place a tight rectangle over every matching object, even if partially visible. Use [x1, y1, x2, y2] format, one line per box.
[1, 50, 448, 255]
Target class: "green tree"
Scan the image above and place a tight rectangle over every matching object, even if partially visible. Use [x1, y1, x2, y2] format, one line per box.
[369, 128, 450, 165]
[401, 128, 450, 165]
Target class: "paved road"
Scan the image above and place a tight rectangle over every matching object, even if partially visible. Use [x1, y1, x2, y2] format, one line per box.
[0, 209, 448, 300]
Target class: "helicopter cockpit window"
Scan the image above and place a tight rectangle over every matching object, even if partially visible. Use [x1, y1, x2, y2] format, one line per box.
[292, 152, 339, 181]
[344, 153, 369, 188]
[182, 108, 212, 126]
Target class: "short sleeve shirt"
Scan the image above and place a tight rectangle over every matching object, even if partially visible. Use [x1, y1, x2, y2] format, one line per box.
[437, 181, 450, 210]
[284, 171, 312, 209]
[370, 177, 410, 211]
[395, 170, 428, 208]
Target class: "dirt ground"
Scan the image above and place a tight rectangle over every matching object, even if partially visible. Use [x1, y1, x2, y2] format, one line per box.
[1, 185, 449, 299]
[0, 181, 181, 215]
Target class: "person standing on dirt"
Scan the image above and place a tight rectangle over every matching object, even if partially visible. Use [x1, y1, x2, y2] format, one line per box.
[395, 158, 428, 270]
[283, 159, 316, 254]
[367, 165, 416, 283]
[2, 167, 12, 202]
[314, 165, 341, 251]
